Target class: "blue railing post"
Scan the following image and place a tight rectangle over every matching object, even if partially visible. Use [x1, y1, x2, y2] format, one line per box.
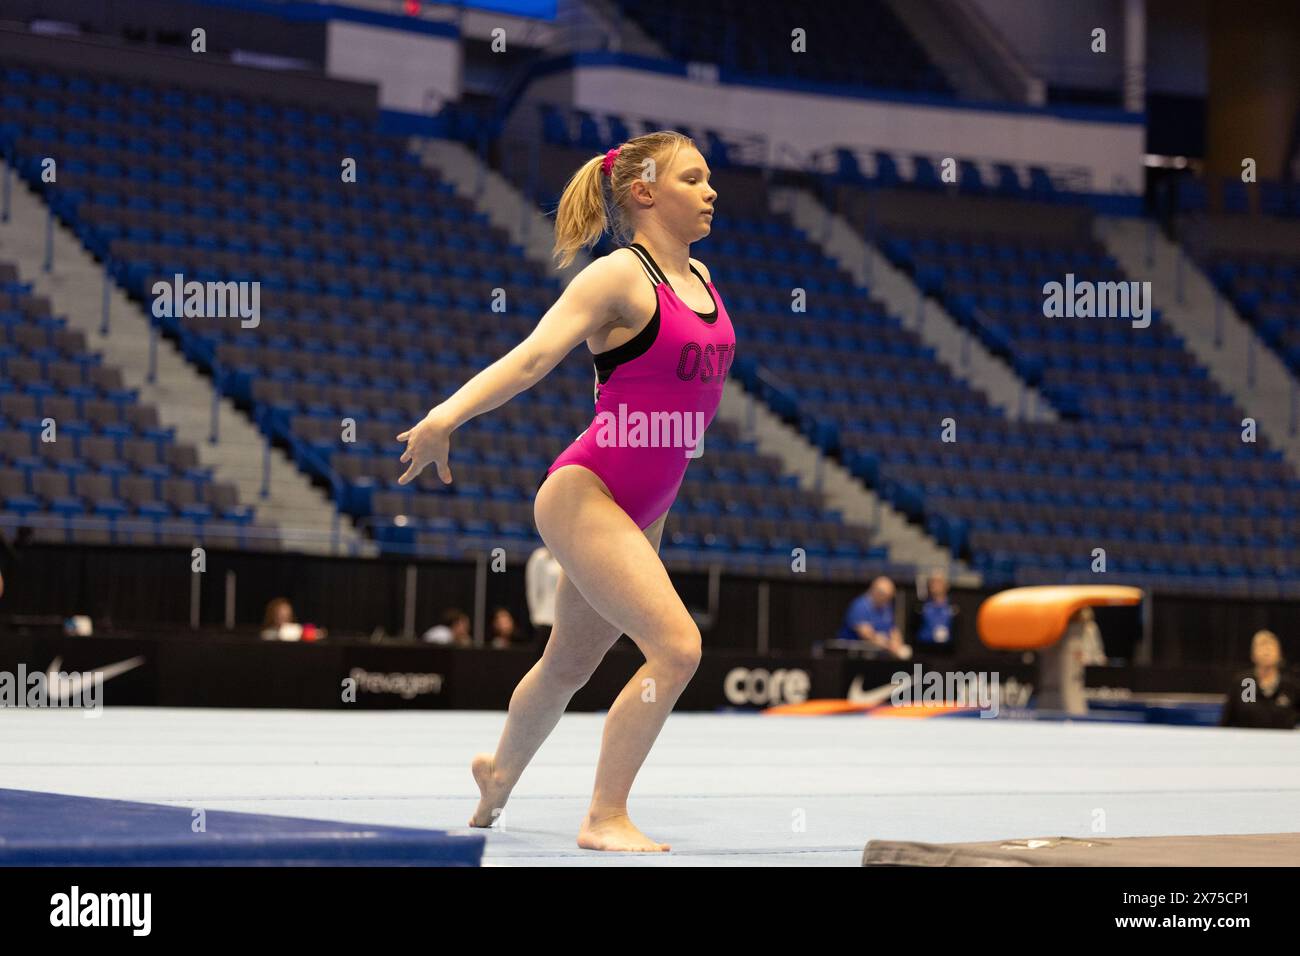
[475, 128, 487, 201]
[1, 160, 11, 223]
[43, 203, 53, 272]
[209, 361, 221, 444]
[100, 258, 111, 336]
[331, 479, 342, 555]
[147, 319, 158, 384]
[259, 409, 279, 500]
[526, 136, 540, 243]
[261, 439, 271, 499]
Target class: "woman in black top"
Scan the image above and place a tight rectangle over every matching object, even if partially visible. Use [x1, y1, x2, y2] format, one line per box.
[1220, 630, 1299, 730]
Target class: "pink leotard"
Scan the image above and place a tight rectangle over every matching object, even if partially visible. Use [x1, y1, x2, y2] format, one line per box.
[542, 243, 737, 529]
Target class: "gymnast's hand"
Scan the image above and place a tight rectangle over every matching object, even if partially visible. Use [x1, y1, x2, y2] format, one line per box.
[397, 407, 454, 486]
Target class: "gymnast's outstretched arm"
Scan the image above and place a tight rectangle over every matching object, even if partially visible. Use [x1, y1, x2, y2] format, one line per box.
[395, 254, 633, 485]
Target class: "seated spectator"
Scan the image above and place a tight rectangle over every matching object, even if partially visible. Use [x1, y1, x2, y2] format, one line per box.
[424, 608, 472, 647]
[490, 607, 520, 649]
[837, 576, 910, 659]
[1220, 630, 1299, 730]
[260, 597, 325, 642]
[261, 597, 297, 640]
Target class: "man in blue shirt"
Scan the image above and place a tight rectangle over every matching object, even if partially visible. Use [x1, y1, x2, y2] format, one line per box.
[837, 576, 907, 658]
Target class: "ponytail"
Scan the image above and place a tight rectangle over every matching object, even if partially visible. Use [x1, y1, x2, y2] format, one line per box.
[551, 130, 695, 271]
[552, 153, 609, 270]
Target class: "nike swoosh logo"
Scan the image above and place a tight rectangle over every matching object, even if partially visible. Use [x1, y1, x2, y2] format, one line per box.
[847, 673, 911, 706]
[45, 655, 146, 703]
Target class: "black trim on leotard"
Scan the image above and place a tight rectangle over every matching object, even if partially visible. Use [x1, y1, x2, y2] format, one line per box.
[591, 245, 664, 384]
[594, 302, 659, 384]
[628, 241, 718, 324]
[627, 243, 666, 285]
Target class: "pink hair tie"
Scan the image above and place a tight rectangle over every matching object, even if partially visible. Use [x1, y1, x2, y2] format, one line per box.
[601, 146, 621, 177]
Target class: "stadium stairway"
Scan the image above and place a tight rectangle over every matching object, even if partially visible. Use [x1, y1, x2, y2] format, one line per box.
[771, 186, 1059, 424]
[1095, 216, 1300, 474]
[0, 158, 371, 555]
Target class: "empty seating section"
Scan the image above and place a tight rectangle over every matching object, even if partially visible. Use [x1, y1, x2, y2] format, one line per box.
[1172, 175, 1300, 218]
[13, 57, 1290, 591]
[828, 149, 1060, 203]
[614, 0, 950, 94]
[0, 63, 889, 578]
[0, 260, 267, 548]
[834, 187, 1299, 593]
[1181, 215, 1300, 381]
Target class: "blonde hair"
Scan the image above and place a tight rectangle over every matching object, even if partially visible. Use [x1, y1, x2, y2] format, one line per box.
[552, 130, 696, 270]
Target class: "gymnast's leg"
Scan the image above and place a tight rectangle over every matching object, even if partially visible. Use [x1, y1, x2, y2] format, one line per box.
[533, 465, 699, 851]
[469, 469, 668, 832]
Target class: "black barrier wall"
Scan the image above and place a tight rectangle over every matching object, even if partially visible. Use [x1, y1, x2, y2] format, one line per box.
[0, 633, 838, 710]
[1, 543, 1295, 666]
[0, 629, 1231, 712]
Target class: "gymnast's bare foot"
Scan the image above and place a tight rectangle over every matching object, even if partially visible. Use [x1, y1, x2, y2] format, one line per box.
[469, 752, 510, 827]
[577, 809, 670, 851]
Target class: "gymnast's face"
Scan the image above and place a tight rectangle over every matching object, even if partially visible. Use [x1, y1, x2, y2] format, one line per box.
[638, 146, 716, 244]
